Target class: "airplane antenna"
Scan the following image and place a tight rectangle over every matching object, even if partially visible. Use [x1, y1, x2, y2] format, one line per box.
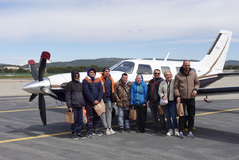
[164, 52, 170, 61]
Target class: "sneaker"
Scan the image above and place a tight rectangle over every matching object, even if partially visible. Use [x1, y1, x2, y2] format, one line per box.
[178, 132, 184, 139]
[167, 129, 173, 136]
[86, 131, 93, 138]
[119, 128, 124, 133]
[93, 129, 103, 136]
[72, 134, 78, 140]
[109, 128, 116, 135]
[187, 132, 195, 138]
[77, 133, 86, 139]
[125, 129, 131, 133]
[105, 128, 111, 136]
[174, 128, 180, 136]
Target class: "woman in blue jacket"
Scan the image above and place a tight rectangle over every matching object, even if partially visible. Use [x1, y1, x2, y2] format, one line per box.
[130, 74, 148, 133]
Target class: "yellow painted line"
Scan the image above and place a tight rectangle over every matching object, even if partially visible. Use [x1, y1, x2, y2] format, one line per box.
[0, 131, 71, 144]
[0, 106, 67, 113]
[195, 108, 239, 116]
[0, 107, 238, 144]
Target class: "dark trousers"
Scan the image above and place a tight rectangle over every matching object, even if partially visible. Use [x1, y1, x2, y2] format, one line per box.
[85, 101, 101, 132]
[71, 107, 83, 135]
[179, 99, 195, 132]
[135, 105, 147, 130]
[149, 102, 166, 129]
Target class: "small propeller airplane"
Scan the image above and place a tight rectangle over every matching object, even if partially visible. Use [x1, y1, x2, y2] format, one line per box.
[22, 30, 239, 125]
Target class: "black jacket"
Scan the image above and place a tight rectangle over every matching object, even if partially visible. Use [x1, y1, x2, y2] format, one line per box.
[147, 77, 164, 104]
[65, 71, 85, 108]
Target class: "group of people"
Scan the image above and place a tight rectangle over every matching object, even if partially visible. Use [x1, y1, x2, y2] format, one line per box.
[65, 60, 199, 140]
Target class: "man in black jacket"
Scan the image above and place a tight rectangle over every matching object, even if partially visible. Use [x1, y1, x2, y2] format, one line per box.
[65, 71, 85, 140]
[147, 69, 167, 133]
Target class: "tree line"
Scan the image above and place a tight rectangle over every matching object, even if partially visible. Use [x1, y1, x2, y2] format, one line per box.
[0, 65, 103, 74]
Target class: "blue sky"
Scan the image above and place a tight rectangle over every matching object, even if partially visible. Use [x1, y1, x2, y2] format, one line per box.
[0, 0, 239, 66]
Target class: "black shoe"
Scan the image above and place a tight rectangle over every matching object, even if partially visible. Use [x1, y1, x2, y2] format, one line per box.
[72, 134, 78, 140]
[77, 133, 86, 139]
[150, 128, 157, 133]
[141, 128, 145, 133]
[125, 129, 131, 133]
[161, 128, 167, 134]
[119, 128, 124, 133]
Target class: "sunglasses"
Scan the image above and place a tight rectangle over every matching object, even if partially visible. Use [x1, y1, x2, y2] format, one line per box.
[154, 73, 160, 75]
[75, 75, 79, 77]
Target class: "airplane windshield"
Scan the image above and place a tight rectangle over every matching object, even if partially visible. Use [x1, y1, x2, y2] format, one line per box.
[111, 61, 135, 73]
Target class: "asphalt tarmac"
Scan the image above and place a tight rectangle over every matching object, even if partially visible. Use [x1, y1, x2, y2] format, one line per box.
[0, 77, 239, 160]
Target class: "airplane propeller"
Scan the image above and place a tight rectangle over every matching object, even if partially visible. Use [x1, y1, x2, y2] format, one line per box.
[28, 51, 51, 125]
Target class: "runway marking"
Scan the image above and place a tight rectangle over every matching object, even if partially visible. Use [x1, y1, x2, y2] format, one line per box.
[0, 107, 238, 144]
[195, 108, 239, 116]
[0, 106, 67, 113]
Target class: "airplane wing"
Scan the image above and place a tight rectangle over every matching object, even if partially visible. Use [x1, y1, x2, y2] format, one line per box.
[198, 86, 239, 96]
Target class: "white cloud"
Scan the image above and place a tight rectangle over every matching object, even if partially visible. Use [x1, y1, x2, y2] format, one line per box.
[0, 0, 238, 43]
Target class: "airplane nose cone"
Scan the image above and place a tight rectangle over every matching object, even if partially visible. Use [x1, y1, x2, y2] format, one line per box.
[22, 78, 50, 94]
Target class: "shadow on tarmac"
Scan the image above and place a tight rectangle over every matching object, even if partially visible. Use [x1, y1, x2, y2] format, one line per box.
[194, 126, 239, 144]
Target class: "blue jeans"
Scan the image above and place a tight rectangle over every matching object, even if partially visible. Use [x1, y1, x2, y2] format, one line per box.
[163, 101, 178, 129]
[71, 107, 83, 135]
[118, 106, 130, 129]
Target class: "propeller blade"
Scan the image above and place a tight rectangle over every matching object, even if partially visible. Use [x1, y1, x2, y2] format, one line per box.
[39, 94, 47, 125]
[29, 94, 37, 102]
[39, 51, 51, 81]
[28, 60, 38, 80]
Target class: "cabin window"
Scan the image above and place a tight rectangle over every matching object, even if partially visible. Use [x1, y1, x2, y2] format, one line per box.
[176, 67, 180, 73]
[161, 66, 170, 74]
[137, 64, 152, 75]
[111, 61, 135, 73]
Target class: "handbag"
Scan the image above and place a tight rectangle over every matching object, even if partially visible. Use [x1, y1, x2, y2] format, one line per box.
[129, 106, 137, 120]
[65, 110, 74, 124]
[176, 102, 184, 116]
[93, 99, 105, 116]
[160, 98, 168, 106]
[158, 104, 165, 115]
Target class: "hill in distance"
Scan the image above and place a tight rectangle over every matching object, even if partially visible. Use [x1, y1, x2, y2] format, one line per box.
[2, 58, 239, 68]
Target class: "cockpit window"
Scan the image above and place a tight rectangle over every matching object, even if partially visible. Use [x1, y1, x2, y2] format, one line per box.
[111, 61, 135, 73]
[137, 64, 152, 75]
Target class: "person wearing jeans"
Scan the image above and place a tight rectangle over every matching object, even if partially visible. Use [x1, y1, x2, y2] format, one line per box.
[65, 71, 85, 140]
[159, 70, 179, 136]
[114, 73, 132, 133]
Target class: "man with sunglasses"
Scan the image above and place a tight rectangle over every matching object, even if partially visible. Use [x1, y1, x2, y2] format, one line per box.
[147, 69, 167, 134]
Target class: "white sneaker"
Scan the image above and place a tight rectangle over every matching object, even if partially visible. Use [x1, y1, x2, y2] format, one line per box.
[109, 128, 116, 135]
[106, 128, 111, 135]
[167, 129, 173, 136]
[174, 128, 180, 136]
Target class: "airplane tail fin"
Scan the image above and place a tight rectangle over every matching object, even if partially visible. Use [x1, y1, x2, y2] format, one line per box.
[200, 30, 232, 74]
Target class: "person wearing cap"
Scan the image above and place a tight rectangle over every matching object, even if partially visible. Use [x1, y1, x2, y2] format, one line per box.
[83, 67, 103, 138]
[174, 60, 200, 139]
[159, 70, 179, 137]
[65, 71, 86, 140]
[99, 67, 116, 135]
